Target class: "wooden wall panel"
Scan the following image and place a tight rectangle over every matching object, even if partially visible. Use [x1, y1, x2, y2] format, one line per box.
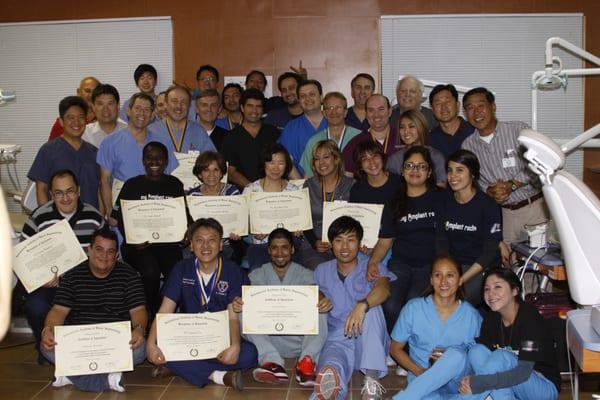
[1, 0, 599, 189]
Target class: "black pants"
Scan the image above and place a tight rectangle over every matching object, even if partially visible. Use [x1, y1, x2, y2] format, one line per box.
[122, 243, 182, 318]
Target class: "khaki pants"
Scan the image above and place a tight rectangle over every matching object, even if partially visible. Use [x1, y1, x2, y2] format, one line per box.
[502, 197, 549, 244]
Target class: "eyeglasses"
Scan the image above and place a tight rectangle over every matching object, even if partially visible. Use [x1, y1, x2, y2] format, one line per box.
[324, 105, 345, 112]
[53, 188, 77, 199]
[403, 162, 429, 171]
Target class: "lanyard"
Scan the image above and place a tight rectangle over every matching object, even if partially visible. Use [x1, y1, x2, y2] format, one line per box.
[327, 126, 346, 148]
[320, 175, 340, 204]
[369, 128, 390, 154]
[166, 120, 188, 153]
[195, 257, 223, 307]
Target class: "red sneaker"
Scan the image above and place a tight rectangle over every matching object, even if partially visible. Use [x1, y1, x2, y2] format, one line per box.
[252, 362, 289, 384]
[295, 355, 317, 387]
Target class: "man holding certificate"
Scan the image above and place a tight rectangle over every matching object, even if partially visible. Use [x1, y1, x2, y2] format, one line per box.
[146, 218, 257, 390]
[232, 228, 331, 387]
[311, 216, 396, 400]
[40, 228, 147, 393]
[20, 169, 104, 365]
[113, 141, 190, 317]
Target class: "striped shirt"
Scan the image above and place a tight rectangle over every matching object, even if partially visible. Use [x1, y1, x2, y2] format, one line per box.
[21, 200, 104, 249]
[461, 121, 539, 205]
[54, 261, 146, 325]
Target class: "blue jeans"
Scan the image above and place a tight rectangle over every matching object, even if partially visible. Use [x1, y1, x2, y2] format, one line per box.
[384, 259, 431, 333]
[25, 287, 56, 350]
[460, 344, 558, 400]
[42, 338, 146, 392]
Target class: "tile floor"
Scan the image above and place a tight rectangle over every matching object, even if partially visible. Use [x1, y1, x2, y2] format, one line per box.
[0, 332, 596, 399]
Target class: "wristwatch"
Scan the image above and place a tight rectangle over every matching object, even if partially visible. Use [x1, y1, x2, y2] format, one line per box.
[510, 180, 518, 191]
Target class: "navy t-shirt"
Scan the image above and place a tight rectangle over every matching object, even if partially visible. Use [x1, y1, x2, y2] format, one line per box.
[436, 189, 502, 267]
[349, 173, 399, 206]
[380, 189, 442, 266]
[162, 256, 247, 313]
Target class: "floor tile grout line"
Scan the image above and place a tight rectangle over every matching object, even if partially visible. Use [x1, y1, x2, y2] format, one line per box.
[156, 376, 174, 400]
[28, 381, 51, 399]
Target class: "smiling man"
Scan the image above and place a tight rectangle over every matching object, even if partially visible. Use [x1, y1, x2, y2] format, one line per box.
[29, 96, 101, 209]
[278, 79, 328, 176]
[97, 93, 177, 219]
[461, 87, 547, 244]
[119, 64, 159, 122]
[299, 92, 362, 177]
[232, 228, 331, 387]
[21, 169, 104, 365]
[345, 73, 375, 131]
[310, 216, 395, 400]
[148, 85, 216, 155]
[146, 218, 257, 390]
[221, 89, 281, 188]
[40, 228, 148, 393]
[342, 94, 401, 174]
[82, 84, 127, 148]
[389, 75, 437, 133]
[264, 72, 304, 132]
[428, 84, 474, 159]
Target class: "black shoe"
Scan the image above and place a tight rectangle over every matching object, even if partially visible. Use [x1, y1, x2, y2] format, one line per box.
[223, 370, 244, 391]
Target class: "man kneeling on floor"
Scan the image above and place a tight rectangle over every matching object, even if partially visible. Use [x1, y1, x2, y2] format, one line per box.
[232, 228, 332, 386]
[41, 228, 147, 392]
[311, 216, 396, 400]
[146, 218, 257, 389]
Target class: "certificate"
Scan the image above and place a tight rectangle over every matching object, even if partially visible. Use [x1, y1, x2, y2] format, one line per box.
[171, 152, 201, 191]
[111, 179, 124, 206]
[187, 195, 248, 237]
[156, 310, 230, 361]
[54, 321, 133, 377]
[248, 188, 313, 234]
[321, 201, 383, 248]
[121, 197, 188, 244]
[242, 285, 319, 335]
[13, 219, 87, 293]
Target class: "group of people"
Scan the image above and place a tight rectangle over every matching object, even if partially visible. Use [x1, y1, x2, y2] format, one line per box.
[17, 62, 560, 399]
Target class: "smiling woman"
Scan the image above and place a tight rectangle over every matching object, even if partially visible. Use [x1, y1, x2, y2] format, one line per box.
[388, 255, 482, 400]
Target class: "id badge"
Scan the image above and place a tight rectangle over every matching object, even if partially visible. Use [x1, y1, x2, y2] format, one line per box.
[502, 157, 516, 168]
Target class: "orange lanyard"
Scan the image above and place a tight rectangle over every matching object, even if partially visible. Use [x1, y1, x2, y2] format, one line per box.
[369, 128, 390, 154]
[166, 120, 188, 153]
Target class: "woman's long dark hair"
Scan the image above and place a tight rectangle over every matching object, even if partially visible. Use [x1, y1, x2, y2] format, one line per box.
[392, 145, 437, 219]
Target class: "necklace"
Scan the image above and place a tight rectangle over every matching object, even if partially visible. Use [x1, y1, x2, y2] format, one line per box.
[320, 174, 340, 203]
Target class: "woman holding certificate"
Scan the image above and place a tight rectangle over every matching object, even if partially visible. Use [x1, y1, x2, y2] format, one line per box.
[435, 149, 502, 307]
[242, 143, 300, 270]
[187, 151, 242, 262]
[299, 140, 354, 269]
[389, 255, 482, 400]
[187, 151, 240, 197]
[367, 146, 442, 333]
[114, 141, 189, 317]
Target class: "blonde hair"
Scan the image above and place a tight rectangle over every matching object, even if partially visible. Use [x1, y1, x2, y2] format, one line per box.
[312, 140, 345, 178]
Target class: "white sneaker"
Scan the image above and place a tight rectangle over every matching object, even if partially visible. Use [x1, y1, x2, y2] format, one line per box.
[386, 354, 396, 367]
[395, 366, 408, 376]
[52, 376, 72, 387]
[108, 372, 125, 392]
[314, 365, 341, 400]
[361, 376, 386, 400]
